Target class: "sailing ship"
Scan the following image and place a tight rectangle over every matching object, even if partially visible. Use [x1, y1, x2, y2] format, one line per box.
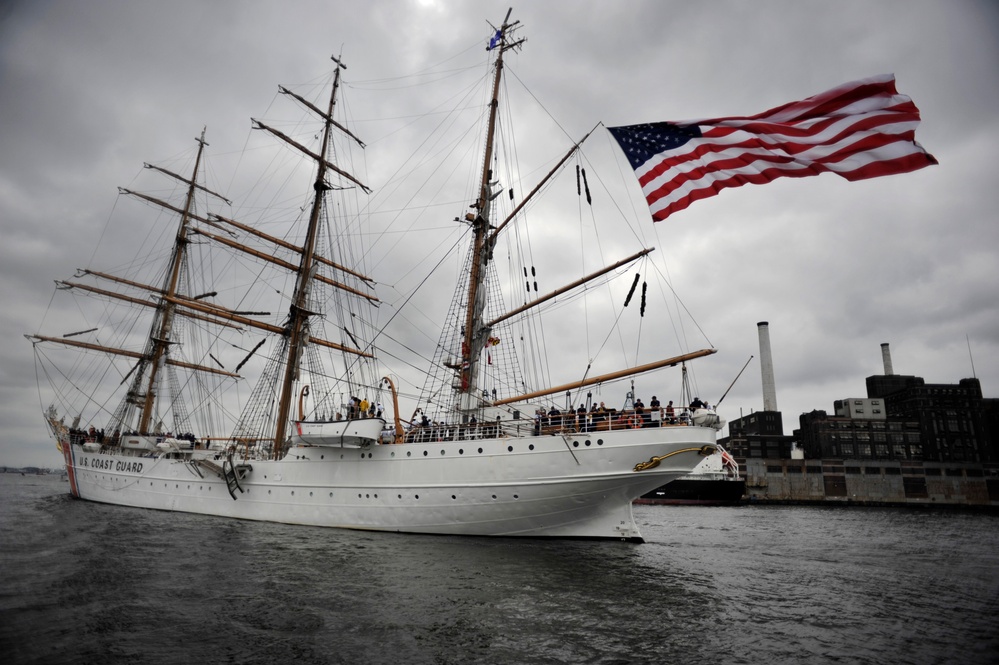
[27, 11, 725, 541]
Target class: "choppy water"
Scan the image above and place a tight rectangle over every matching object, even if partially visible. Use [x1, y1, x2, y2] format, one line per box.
[1, 473, 996, 665]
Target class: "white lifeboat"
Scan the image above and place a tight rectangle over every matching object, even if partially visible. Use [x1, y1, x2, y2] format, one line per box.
[292, 418, 386, 447]
[691, 408, 726, 431]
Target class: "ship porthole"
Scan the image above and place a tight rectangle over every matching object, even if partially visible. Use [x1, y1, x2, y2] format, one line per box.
[507, 445, 513, 452]
[451, 495, 456, 500]
[585, 440, 591, 446]
[423, 450, 428, 456]
[458, 449, 464, 455]
[477, 448, 483, 454]
[573, 441, 579, 447]
[597, 439, 604, 445]
[528, 444, 534, 450]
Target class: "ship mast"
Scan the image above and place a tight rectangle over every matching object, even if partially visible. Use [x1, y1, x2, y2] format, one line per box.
[271, 58, 346, 458]
[460, 9, 522, 412]
[137, 129, 209, 433]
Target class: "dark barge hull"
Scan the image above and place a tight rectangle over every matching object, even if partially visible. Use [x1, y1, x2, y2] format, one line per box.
[635, 478, 746, 505]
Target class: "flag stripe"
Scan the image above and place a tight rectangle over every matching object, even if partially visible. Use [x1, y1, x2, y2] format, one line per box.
[637, 116, 922, 188]
[609, 74, 937, 222]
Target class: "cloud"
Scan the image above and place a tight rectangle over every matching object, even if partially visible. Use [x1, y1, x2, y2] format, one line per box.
[2, 0, 997, 467]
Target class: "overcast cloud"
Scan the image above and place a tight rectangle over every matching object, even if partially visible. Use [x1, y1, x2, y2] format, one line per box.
[2, 0, 997, 468]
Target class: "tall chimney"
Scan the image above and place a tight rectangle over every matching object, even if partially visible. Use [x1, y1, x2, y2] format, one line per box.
[881, 343, 894, 376]
[757, 321, 778, 412]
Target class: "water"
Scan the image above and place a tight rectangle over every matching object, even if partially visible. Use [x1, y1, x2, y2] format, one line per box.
[1, 474, 996, 665]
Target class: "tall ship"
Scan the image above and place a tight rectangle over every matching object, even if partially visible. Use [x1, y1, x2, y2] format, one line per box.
[27, 11, 724, 541]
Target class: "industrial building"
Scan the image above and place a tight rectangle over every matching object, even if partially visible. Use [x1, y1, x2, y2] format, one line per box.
[795, 343, 998, 463]
[717, 325, 999, 506]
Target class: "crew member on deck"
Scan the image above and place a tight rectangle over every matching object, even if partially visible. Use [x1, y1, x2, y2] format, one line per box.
[634, 398, 646, 427]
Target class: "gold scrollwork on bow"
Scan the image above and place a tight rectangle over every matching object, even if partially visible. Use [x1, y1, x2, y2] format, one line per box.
[633, 445, 716, 472]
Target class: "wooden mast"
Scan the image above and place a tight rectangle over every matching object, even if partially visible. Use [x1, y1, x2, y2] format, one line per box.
[271, 58, 347, 458]
[460, 8, 519, 412]
[137, 129, 209, 433]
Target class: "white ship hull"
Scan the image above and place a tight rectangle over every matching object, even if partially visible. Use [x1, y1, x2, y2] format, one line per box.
[59, 427, 717, 541]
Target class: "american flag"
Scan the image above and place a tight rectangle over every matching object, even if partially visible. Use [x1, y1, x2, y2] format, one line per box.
[608, 74, 937, 222]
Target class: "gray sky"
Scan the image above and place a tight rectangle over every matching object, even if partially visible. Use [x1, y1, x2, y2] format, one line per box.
[3, 0, 998, 468]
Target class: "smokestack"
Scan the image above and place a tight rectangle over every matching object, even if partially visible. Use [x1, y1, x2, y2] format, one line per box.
[757, 321, 778, 412]
[881, 343, 894, 376]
